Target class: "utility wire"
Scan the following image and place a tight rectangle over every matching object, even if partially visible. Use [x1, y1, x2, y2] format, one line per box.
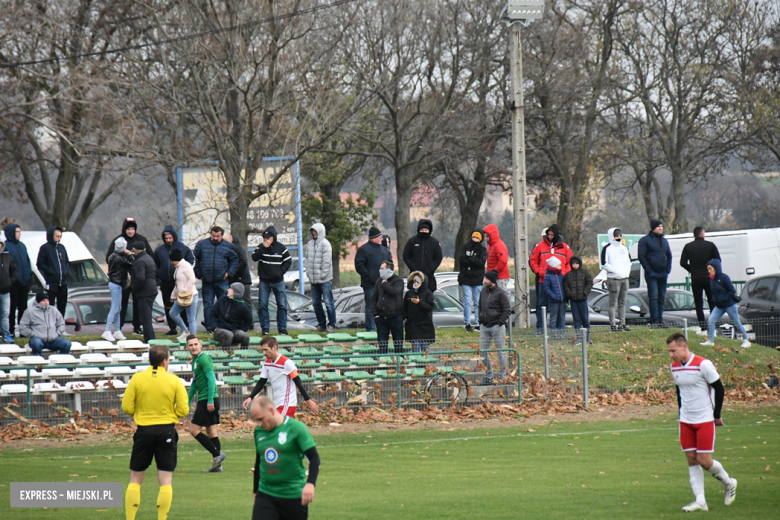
[0, 0, 363, 69]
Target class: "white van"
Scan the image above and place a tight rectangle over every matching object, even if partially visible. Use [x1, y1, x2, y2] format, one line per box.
[18, 231, 109, 292]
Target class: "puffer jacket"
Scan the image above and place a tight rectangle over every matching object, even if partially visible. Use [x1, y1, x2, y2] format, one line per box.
[130, 251, 158, 298]
[564, 257, 593, 302]
[194, 236, 239, 284]
[458, 230, 488, 286]
[19, 302, 65, 342]
[354, 241, 393, 288]
[305, 223, 333, 284]
[708, 259, 738, 309]
[371, 272, 405, 318]
[171, 259, 198, 300]
[484, 224, 510, 280]
[36, 227, 69, 286]
[402, 219, 443, 291]
[107, 251, 135, 287]
[3, 224, 32, 286]
[529, 224, 573, 283]
[543, 267, 565, 303]
[211, 295, 253, 332]
[478, 283, 511, 327]
[638, 231, 672, 278]
[0, 242, 18, 294]
[105, 218, 153, 264]
[154, 225, 195, 284]
[251, 226, 291, 284]
[403, 272, 435, 340]
[229, 237, 252, 285]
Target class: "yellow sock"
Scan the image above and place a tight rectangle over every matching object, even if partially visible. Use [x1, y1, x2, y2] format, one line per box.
[126, 483, 141, 520]
[157, 485, 173, 520]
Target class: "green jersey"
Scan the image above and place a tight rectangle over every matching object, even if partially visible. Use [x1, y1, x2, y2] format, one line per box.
[253, 417, 316, 498]
[189, 352, 218, 403]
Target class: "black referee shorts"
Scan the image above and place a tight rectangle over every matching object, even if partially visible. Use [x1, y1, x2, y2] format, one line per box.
[129, 424, 178, 472]
[252, 492, 308, 520]
[192, 397, 221, 427]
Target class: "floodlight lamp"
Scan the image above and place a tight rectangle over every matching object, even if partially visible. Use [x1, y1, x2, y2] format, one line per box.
[502, 1, 545, 24]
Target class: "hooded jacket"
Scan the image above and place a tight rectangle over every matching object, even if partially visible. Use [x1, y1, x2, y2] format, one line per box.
[680, 236, 721, 280]
[458, 230, 488, 286]
[402, 219, 443, 291]
[305, 223, 333, 284]
[403, 271, 435, 340]
[171, 259, 198, 300]
[600, 227, 632, 279]
[638, 230, 672, 278]
[484, 224, 510, 280]
[371, 271, 404, 318]
[211, 293, 253, 332]
[529, 224, 573, 283]
[107, 251, 135, 287]
[543, 266, 565, 303]
[478, 282, 511, 327]
[3, 224, 32, 286]
[154, 225, 195, 284]
[0, 242, 19, 294]
[19, 302, 66, 342]
[250, 226, 291, 284]
[354, 240, 393, 288]
[707, 259, 738, 309]
[36, 227, 70, 286]
[564, 256, 593, 302]
[130, 251, 158, 298]
[105, 218, 153, 264]
[194, 235, 239, 284]
[229, 237, 252, 285]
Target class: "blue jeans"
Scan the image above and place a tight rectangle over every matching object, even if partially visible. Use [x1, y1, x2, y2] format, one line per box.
[171, 293, 199, 335]
[548, 301, 566, 330]
[645, 275, 668, 323]
[708, 304, 748, 341]
[363, 286, 375, 331]
[29, 336, 71, 356]
[201, 280, 228, 331]
[570, 300, 589, 331]
[0, 292, 9, 338]
[311, 282, 336, 329]
[376, 314, 403, 354]
[259, 280, 287, 331]
[106, 282, 123, 333]
[410, 339, 432, 353]
[461, 285, 482, 326]
[536, 283, 548, 331]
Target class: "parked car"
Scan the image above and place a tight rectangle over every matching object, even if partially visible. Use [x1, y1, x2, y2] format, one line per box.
[589, 289, 705, 326]
[284, 257, 310, 292]
[249, 287, 311, 313]
[738, 274, 780, 347]
[59, 297, 169, 336]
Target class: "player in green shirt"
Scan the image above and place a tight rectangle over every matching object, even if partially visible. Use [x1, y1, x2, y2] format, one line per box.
[186, 335, 225, 472]
[250, 395, 320, 519]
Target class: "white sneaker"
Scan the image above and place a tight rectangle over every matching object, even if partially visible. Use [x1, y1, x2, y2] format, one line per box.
[700, 340, 714, 346]
[101, 330, 115, 342]
[724, 478, 737, 506]
[740, 340, 751, 348]
[177, 333, 188, 344]
[682, 501, 708, 512]
[113, 331, 127, 341]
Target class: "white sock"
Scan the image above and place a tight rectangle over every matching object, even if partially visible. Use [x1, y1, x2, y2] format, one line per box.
[689, 465, 706, 504]
[708, 460, 731, 486]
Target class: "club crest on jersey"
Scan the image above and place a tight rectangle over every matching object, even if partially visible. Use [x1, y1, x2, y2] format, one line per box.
[194, 362, 198, 370]
[264, 447, 280, 465]
[278, 432, 287, 445]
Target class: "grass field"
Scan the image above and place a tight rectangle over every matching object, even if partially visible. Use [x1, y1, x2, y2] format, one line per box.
[1, 405, 778, 519]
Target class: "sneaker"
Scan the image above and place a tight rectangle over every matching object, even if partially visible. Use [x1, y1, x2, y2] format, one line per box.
[326, 326, 335, 333]
[682, 501, 708, 512]
[465, 324, 472, 333]
[316, 326, 326, 332]
[279, 330, 289, 336]
[165, 329, 178, 336]
[740, 340, 751, 348]
[113, 331, 127, 341]
[534, 330, 543, 336]
[3, 334, 13, 344]
[621, 325, 632, 332]
[203, 465, 223, 473]
[101, 331, 115, 342]
[177, 333, 188, 344]
[262, 329, 270, 335]
[207, 452, 226, 472]
[724, 478, 737, 506]
[474, 326, 479, 331]
[479, 378, 493, 386]
[60, 331, 71, 336]
[700, 340, 715, 346]
[133, 328, 143, 335]
[610, 325, 619, 333]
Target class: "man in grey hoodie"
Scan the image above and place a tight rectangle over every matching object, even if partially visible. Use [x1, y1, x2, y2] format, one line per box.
[306, 223, 336, 332]
[19, 292, 71, 356]
[601, 227, 633, 332]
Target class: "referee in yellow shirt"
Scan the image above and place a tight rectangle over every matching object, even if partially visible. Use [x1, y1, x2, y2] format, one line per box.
[122, 345, 189, 520]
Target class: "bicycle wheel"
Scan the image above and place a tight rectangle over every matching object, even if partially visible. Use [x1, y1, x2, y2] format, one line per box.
[423, 371, 470, 407]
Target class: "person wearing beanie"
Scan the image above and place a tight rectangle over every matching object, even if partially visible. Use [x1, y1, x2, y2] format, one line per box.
[36, 226, 70, 316]
[601, 227, 632, 332]
[403, 271, 435, 352]
[355, 226, 393, 332]
[458, 229, 488, 332]
[478, 269, 510, 385]
[529, 224, 573, 334]
[155, 224, 196, 336]
[402, 219, 443, 292]
[0, 239, 18, 343]
[130, 239, 158, 342]
[18, 291, 71, 356]
[306, 223, 336, 332]
[3, 224, 32, 338]
[250, 226, 290, 335]
[638, 218, 672, 325]
[564, 256, 593, 343]
[196, 226, 239, 333]
[543, 256, 566, 335]
[211, 282, 253, 351]
[169, 249, 199, 343]
[103, 237, 135, 342]
[105, 218, 153, 334]
[371, 260, 404, 353]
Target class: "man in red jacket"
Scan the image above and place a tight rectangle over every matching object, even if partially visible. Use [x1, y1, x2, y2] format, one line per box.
[483, 225, 510, 289]
[529, 224, 573, 334]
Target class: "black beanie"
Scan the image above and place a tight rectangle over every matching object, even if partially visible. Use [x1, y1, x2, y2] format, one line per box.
[36, 291, 48, 303]
[169, 249, 183, 262]
[485, 270, 499, 284]
[369, 226, 382, 239]
[133, 241, 146, 251]
[650, 218, 663, 232]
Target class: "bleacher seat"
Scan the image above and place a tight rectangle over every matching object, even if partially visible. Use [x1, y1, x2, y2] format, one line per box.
[49, 354, 78, 365]
[167, 364, 187, 374]
[205, 350, 229, 359]
[297, 334, 327, 343]
[117, 340, 146, 350]
[135, 365, 150, 372]
[180, 377, 191, 387]
[74, 367, 104, 377]
[298, 373, 320, 382]
[294, 347, 319, 357]
[319, 372, 346, 381]
[233, 349, 262, 359]
[299, 359, 322, 368]
[349, 357, 378, 366]
[110, 353, 141, 364]
[105, 366, 134, 377]
[355, 331, 378, 341]
[0, 344, 25, 355]
[272, 335, 298, 344]
[87, 340, 119, 351]
[10, 369, 41, 378]
[80, 353, 109, 365]
[319, 357, 350, 367]
[323, 346, 351, 355]
[172, 351, 190, 360]
[17, 355, 47, 366]
[33, 382, 64, 392]
[141, 352, 174, 362]
[65, 381, 95, 390]
[96, 379, 127, 389]
[352, 344, 379, 354]
[148, 339, 177, 347]
[0, 356, 15, 366]
[327, 333, 357, 342]
[374, 370, 399, 379]
[344, 370, 374, 380]
[222, 375, 249, 385]
[42, 368, 73, 378]
[68, 342, 89, 353]
[1, 383, 28, 394]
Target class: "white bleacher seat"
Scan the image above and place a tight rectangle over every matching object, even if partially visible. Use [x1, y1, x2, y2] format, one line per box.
[87, 340, 119, 351]
[140, 353, 174, 362]
[180, 377, 191, 387]
[65, 381, 96, 391]
[34, 382, 64, 392]
[79, 353, 109, 365]
[135, 365, 150, 372]
[0, 356, 15, 366]
[42, 368, 73, 378]
[74, 367, 104, 377]
[110, 353, 141, 364]
[0, 370, 6, 379]
[117, 340, 146, 350]
[1, 384, 28, 394]
[215, 380, 225, 387]
[0, 344, 25, 355]
[167, 364, 184, 373]
[68, 342, 88, 353]
[49, 354, 78, 365]
[105, 366, 134, 376]
[96, 379, 127, 390]
[10, 369, 41, 378]
[17, 355, 47, 366]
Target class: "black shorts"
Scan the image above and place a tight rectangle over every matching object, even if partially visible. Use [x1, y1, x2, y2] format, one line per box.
[252, 492, 308, 520]
[192, 397, 221, 427]
[129, 424, 178, 472]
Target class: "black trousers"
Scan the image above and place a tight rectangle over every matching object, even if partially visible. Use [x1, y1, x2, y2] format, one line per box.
[252, 492, 308, 520]
[47, 284, 68, 317]
[121, 285, 141, 330]
[159, 282, 187, 331]
[8, 283, 29, 336]
[135, 294, 156, 342]
[691, 277, 714, 325]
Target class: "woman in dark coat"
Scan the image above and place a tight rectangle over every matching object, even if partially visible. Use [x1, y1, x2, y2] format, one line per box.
[403, 271, 435, 353]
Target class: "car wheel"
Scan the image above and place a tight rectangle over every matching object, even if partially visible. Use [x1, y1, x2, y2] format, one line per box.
[292, 280, 300, 292]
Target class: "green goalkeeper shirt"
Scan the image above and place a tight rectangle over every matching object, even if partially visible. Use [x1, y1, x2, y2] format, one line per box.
[188, 352, 218, 404]
[253, 417, 316, 498]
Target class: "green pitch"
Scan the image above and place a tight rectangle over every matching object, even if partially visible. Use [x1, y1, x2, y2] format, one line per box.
[1, 406, 778, 519]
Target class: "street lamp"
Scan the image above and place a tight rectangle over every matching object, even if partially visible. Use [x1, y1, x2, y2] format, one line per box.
[501, 1, 545, 329]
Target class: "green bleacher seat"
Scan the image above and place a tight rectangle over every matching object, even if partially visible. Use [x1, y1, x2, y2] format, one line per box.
[212, 363, 228, 371]
[273, 335, 299, 344]
[352, 344, 379, 354]
[205, 350, 229, 359]
[323, 345, 351, 355]
[277, 348, 290, 357]
[233, 349, 262, 359]
[319, 372, 346, 381]
[297, 334, 328, 343]
[252, 374, 262, 382]
[148, 339, 177, 347]
[222, 375, 249, 385]
[344, 370, 374, 380]
[249, 336, 263, 345]
[349, 357, 378, 366]
[378, 356, 398, 364]
[374, 369, 399, 379]
[172, 351, 191, 360]
[435, 366, 453, 373]
[355, 331, 377, 340]
[408, 355, 437, 364]
[233, 362, 258, 370]
[299, 359, 322, 369]
[299, 373, 320, 382]
[327, 333, 357, 342]
[294, 347, 319, 357]
[406, 368, 426, 377]
[320, 357, 351, 367]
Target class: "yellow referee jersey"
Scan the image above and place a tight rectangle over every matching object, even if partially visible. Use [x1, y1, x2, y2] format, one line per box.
[121, 366, 189, 426]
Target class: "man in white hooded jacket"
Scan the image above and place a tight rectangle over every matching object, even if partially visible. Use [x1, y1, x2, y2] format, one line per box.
[306, 223, 336, 332]
[601, 227, 633, 332]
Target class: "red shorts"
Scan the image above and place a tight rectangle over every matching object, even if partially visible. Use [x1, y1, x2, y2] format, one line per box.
[277, 405, 296, 418]
[680, 421, 715, 453]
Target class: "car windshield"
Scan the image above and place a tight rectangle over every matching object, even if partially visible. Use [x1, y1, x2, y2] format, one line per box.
[664, 291, 695, 311]
[67, 259, 109, 288]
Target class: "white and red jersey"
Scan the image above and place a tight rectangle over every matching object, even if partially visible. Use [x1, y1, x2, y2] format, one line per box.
[670, 353, 720, 424]
[260, 354, 299, 414]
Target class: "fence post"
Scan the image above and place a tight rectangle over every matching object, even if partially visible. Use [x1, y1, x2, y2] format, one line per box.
[516, 348, 522, 404]
[581, 332, 589, 409]
[26, 368, 32, 418]
[396, 350, 401, 403]
[683, 318, 688, 342]
[508, 315, 513, 354]
[542, 306, 549, 379]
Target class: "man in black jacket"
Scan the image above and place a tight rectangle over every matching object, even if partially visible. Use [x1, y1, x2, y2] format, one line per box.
[224, 235, 253, 312]
[251, 226, 291, 335]
[371, 261, 404, 354]
[354, 226, 392, 332]
[36, 226, 69, 316]
[680, 227, 721, 326]
[154, 225, 195, 335]
[106, 218, 153, 333]
[402, 219, 443, 291]
[130, 241, 158, 342]
[478, 270, 511, 385]
[211, 283, 253, 351]
[458, 229, 488, 332]
[0, 241, 19, 343]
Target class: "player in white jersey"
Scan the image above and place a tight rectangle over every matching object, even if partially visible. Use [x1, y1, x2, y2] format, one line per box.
[667, 332, 737, 512]
[243, 336, 319, 417]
